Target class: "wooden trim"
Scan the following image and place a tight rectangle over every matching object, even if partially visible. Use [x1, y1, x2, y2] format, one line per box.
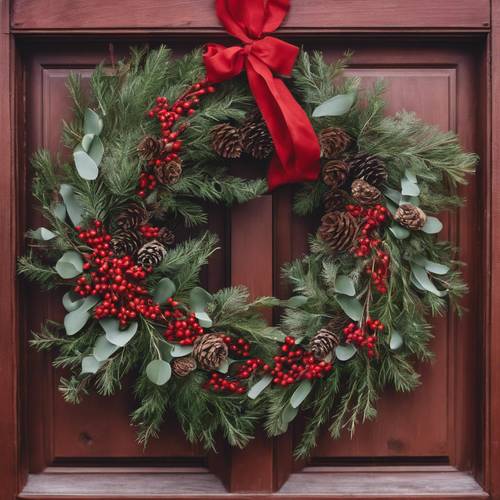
[9, 0, 490, 32]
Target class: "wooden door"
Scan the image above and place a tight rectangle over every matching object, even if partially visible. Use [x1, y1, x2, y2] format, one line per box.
[2, 1, 500, 499]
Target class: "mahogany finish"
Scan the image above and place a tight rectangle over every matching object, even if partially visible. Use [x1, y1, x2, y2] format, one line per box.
[1, 0, 499, 499]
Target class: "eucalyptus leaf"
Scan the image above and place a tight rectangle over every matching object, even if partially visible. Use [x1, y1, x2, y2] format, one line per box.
[261, 327, 287, 342]
[336, 295, 363, 321]
[189, 286, 213, 312]
[100, 318, 138, 347]
[389, 331, 403, 350]
[153, 277, 176, 304]
[195, 311, 213, 328]
[59, 184, 84, 226]
[216, 358, 232, 374]
[334, 275, 355, 296]
[55, 251, 83, 279]
[405, 169, 417, 183]
[73, 150, 99, 180]
[279, 404, 299, 431]
[284, 295, 308, 308]
[384, 187, 402, 205]
[247, 374, 273, 399]
[290, 379, 312, 408]
[410, 273, 426, 291]
[401, 195, 420, 206]
[84, 108, 103, 135]
[81, 133, 95, 152]
[386, 200, 399, 217]
[53, 202, 67, 222]
[81, 355, 104, 375]
[88, 136, 104, 166]
[312, 93, 355, 117]
[29, 227, 57, 241]
[146, 359, 172, 385]
[411, 264, 447, 297]
[335, 343, 357, 361]
[169, 344, 194, 357]
[421, 216, 443, 234]
[64, 296, 99, 336]
[389, 222, 410, 240]
[413, 256, 450, 275]
[62, 291, 84, 312]
[401, 177, 420, 196]
[93, 335, 120, 361]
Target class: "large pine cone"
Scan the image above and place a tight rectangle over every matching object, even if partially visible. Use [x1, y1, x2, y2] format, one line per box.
[323, 160, 350, 188]
[115, 203, 149, 230]
[349, 153, 388, 188]
[192, 334, 228, 370]
[137, 136, 161, 160]
[351, 179, 382, 206]
[324, 188, 348, 212]
[318, 211, 358, 252]
[394, 203, 427, 230]
[211, 124, 242, 159]
[319, 127, 352, 158]
[154, 158, 182, 185]
[171, 356, 197, 377]
[310, 327, 339, 360]
[137, 240, 167, 268]
[110, 229, 144, 257]
[240, 113, 273, 159]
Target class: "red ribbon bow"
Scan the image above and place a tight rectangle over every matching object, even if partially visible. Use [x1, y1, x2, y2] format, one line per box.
[204, 0, 320, 190]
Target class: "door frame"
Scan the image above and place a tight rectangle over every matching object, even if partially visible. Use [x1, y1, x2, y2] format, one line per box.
[1, 0, 500, 498]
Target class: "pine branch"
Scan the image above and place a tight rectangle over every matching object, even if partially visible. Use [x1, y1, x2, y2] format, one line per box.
[18, 256, 59, 289]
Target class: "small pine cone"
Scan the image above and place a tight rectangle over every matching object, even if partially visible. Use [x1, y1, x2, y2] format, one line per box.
[324, 188, 348, 212]
[137, 240, 167, 268]
[349, 153, 388, 188]
[154, 158, 182, 185]
[110, 229, 144, 257]
[115, 203, 149, 230]
[157, 227, 175, 247]
[310, 328, 339, 360]
[319, 127, 352, 158]
[211, 124, 242, 159]
[318, 211, 358, 253]
[323, 160, 350, 188]
[240, 113, 273, 159]
[351, 179, 382, 206]
[138, 136, 161, 160]
[192, 333, 228, 370]
[171, 356, 197, 377]
[326, 315, 351, 335]
[394, 203, 427, 230]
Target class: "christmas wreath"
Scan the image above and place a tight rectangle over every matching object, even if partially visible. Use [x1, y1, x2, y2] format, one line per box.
[19, 0, 476, 456]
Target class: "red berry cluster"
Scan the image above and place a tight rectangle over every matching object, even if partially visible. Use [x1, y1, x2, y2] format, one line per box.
[365, 249, 390, 293]
[163, 301, 205, 345]
[343, 318, 384, 358]
[139, 223, 160, 239]
[204, 372, 246, 394]
[265, 336, 333, 387]
[137, 173, 158, 198]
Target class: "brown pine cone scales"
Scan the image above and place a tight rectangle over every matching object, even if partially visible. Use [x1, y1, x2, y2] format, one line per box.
[322, 160, 350, 188]
[157, 227, 175, 247]
[171, 356, 197, 377]
[323, 188, 348, 212]
[351, 179, 382, 206]
[240, 113, 273, 159]
[310, 327, 339, 360]
[192, 334, 228, 370]
[318, 211, 358, 252]
[318, 127, 352, 158]
[115, 203, 149, 230]
[211, 124, 242, 159]
[137, 240, 167, 268]
[137, 136, 161, 160]
[394, 203, 427, 230]
[154, 158, 182, 185]
[110, 229, 144, 257]
[349, 153, 388, 188]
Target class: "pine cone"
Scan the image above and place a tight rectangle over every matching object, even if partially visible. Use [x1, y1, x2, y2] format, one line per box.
[138, 136, 161, 160]
[171, 356, 197, 377]
[318, 211, 358, 252]
[394, 203, 427, 230]
[310, 328, 339, 360]
[351, 179, 382, 206]
[157, 227, 175, 247]
[136, 240, 167, 268]
[324, 188, 348, 212]
[323, 160, 350, 188]
[115, 203, 149, 230]
[192, 334, 228, 370]
[211, 124, 242, 159]
[110, 230, 144, 257]
[319, 127, 352, 158]
[240, 113, 273, 159]
[349, 153, 388, 188]
[154, 158, 182, 185]
[326, 315, 351, 334]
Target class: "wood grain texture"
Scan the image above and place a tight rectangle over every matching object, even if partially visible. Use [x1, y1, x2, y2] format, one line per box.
[10, 0, 490, 32]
